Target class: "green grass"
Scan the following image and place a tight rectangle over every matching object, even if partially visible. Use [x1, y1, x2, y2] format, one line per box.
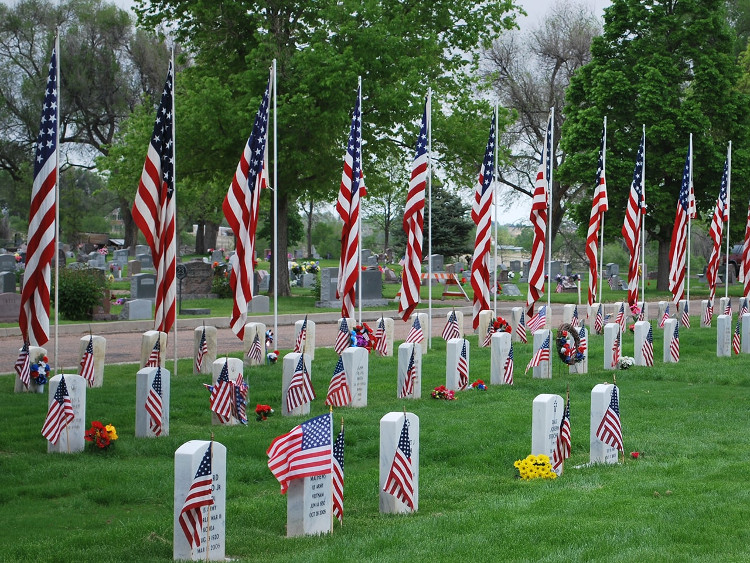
[1, 322, 749, 561]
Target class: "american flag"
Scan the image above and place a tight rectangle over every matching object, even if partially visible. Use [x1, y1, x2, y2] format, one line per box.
[400, 346, 417, 398]
[704, 301, 714, 327]
[551, 395, 571, 471]
[614, 302, 626, 332]
[681, 301, 691, 328]
[457, 340, 469, 390]
[705, 154, 730, 313]
[267, 412, 332, 494]
[210, 360, 233, 423]
[146, 339, 160, 368]
[526, 111, 552, 318]
[325, 356, 352, 407]
[41, 374, 75, 445]
[611, 330, 621, 368]
[669, 323, 680, 362]
[20, 47, 57, 346]
[668, 143, 695, 304]
[195, 327, 208, 372]
[132, 61, 176, 335]
[586, 122, 608, 307]
[481, 322, 494, 348]
[595, 386, 623, 452]
[335, 318, 351, 355]
[743, 202, 750, 299]
[608, 276, 618, 291]
[442, 310, 461, 341]
[332, 425, 345, 524]
[733, 319, 741, 355]
[405, 316, 424, 344]
[294, 315, 308, 353]
[286, 354, 315, 412]
[79, 336, 95, 387]
[145, 366, 163, 436]
[223, 73, 271, 340]
[398, 99, 428, 321]
[336, 85, 366, 319]
[724, 301, 732, 316]
[375, 316, 388, 356]
[15, 340, 30, 389]
[470, 116, 496, 329]
[503, 343, 514, 385]
[516, 310, 528, 343]
[740, 298, 749, 318]
[594, 304, 604, 334]
[578, 325, 588, 355]
[642, 324, 654, 367]
[178, 443, 214, 548]
[555, 281, 563, 293]
[571, 305, 580, 328]
[527, 305, 547, 333]
[234, 374, 248, 424]
[622, 131, 645, 309]
[525, 333, 550, 374]
[659, 303, 670, 329]
[383, 416, 414, 510]
[247, 333, 263, 364]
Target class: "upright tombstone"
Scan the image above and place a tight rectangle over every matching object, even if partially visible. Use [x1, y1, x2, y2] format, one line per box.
[490, 331, 512, 385]
[510, 307, 524, 342]
[603, 323, 620, 371]
[569, 325, 588, 375]
[140, 331, 167, 368]
[531, 393, 564, 474]
[0, 271, 15, 293]
[397, 342, 422, 399]
[532, 329, 552, 379]
[132, 273, 157, 300]
[173, 440, 227, 561]
[193, 326, 218, 375]
[376, 317, 395, 357]
[409, 312, 429, 354]
[14, 345, 47, 393]
[78, 335, 106, 387]
[742, 314, 750, 354]
[663, 319, 679, 363]
[677, 300, 688, 327]
[590, 383, 620, 465]
[46, 374, 86, 454]
[128, 259, 142, 276]
[379, 411, 419, 514]
[716, 315, 732, 357]
[243, 322, 267, 367]
[287, 470, 333, 538]
[701, 300, 711, 328]
[342, 346, 368, 407]
[633, 321, 651, 366]
[281, 353, 313, 416]
[657, 301, 670, 328]
[337, 317, 356, 350]
[445, 338, 470, 390]
[562, 304, 577, 326]
[720, 296, 732, 317]
[135, 366, 171, 437]
[445, 310, 465, 339]
[477, 309, 494, 347]
[211, 358, 243, 425]
[612, 301, 625, 331]
[294, 319, 316, 359]
[638, 300, 649, 321]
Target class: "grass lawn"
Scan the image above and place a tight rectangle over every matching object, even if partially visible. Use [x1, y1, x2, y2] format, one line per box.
[1, 320, 749, 561]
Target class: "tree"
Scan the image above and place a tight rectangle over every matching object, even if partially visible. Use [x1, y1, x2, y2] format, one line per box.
[560, 0, 750, 291]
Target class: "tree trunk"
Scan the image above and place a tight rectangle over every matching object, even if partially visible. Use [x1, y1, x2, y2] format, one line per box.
[122, 199, 139, 253]
[205, 221, 219, 251]
[305, 199, 314, 258]
[270, 193, 292, 297]
[656, 235, 671, 292]
[195, 220, 206, 254]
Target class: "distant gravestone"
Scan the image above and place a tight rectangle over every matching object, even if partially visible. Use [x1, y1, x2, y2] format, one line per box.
[173, 440, 226, 561]
[257, 270, 270, 292]
[548, 261, 561, 280]
[383, 268, 398, 283]
[379, 411, 419, 514]
[361, 249, 373, 263]
[532, 329, 552, 379]
[14, 345, 46, 393]
[606, 263, 619, 277]
[358, 269, 385, 303]
[445, 338, 470, 391]
[604, 323, 620, 370]
[522, 260, 530, 281]
[282, 352, 312, 416]
[502, 283, 521, 297]
[113, 248, 129, 264]
[210, 249, 223, 264]
[318, 268, 338, 304]
[700, 300, 711, 328]
[0, 271, 15, 293]
[490, 331, 511, 385]
[135, 244, 150, 256]
[510, 260, 521, 272]
[569, 325, 588, 375]
[78, 335, 106, 387]
[300, 273, 315, 288]
[531, 393, 564, 474]
[430, 254, 444, 272]
[590, 383, 620, 465]
[0, 254, 16, 272]
[183, 261, 213, 295]
[397, 343, 421, 399]
[140, 330, 167, 368]
[716, 315, 731, 357]
[131, 273, 157, 300]
[342, 346, 368, 407]
[46, 374, 86, 454]
[135, 366, 170, 437]
[128, 259, 141, 276]
[366, 255, 379, 267]
[563, 263, 572, 277]
[0, 293, 21, 323]
[137, 253, 154, 269]
[193, 326, 218, 375]
[243, 322, 267, 368]
[248, 295, 270, 313]
[120, 299, 152, 321]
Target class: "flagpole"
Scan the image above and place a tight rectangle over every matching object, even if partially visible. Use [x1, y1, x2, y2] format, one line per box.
[427, 89, 433, 349]
[357, 76, 362, 325]
[725, 141, 732, 300]
[546, 107, 554, 320]
[598, 116, 607, 304]
[273, 59, 278, 346]
[640, 124, 646, 306]
[53, 32, 60, 376]
[170, 47, 178, 377]
[686, 133, 693, 303]
[493, 104, 498, 317]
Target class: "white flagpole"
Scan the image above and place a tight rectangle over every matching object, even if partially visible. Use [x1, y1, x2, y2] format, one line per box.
[640, 124, 646, 305]
[546, 107, 554, 318]
[427, 89, 433, 349]
[272, 60, 278, 346]
[493, 104, 498, 317]
[357, 76, 363, 325]
[598, 116, 607, 304]
[686, 133, 693, 303]
[53, 32, 60, 375]
[725, 141, 732, 300]
[170, 47, 178, 377]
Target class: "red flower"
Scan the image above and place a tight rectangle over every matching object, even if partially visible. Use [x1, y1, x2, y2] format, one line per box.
[631, 451, 640, 459]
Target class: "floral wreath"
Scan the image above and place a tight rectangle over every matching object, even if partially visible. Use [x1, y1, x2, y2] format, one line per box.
[556, 323, 585, 365]
[30, 354, 51, 385]
[350, 323, 375, 352]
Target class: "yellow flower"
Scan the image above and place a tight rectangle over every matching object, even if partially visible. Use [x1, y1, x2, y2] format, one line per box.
[106, 424, 118, 440]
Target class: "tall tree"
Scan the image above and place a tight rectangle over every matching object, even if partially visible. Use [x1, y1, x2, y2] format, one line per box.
[560, 0, 750, 291]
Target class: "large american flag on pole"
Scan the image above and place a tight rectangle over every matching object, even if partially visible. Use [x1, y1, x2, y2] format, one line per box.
[586, 122, 608, 307]
[132, 61, 176, 335]
[383, 416, 414, 510]
[595, 385, 623, 452]
[706, 154, 730, 312]
[78, 336, 95, 387]
[336, 84, 365, 319]
[41, 375, 75, 445]
[178, 443, 214, 548]
[526, 111, 552, 318]
[398, 98, 428, 321]
[622, 131, 645, 309]
[470, 115, 496, 329]
[742, 198, 750, 299]
[223, 72, 271, 340]
[20, 46, 57, 346]
[668, 143, 695, 305]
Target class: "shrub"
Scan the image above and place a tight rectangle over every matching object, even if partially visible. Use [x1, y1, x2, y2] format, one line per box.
[212, 263, 232, 298]
[54, 267, 109, 320]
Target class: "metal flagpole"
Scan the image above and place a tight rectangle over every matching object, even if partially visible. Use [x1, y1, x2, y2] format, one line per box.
[357, 76, 362, 325]
[546, 107, 554, 319]
[725, 141, 732, 300]
[427, 89, 433, 349]
[640, 124, 646, 305]
[53, 32, 60, 376]
[686, 133, 693, 303]
[170, 47, 177, 377]
[273, 59, 278, 345]
[493, 105, 498, 317]
[598, 116, 607, 304]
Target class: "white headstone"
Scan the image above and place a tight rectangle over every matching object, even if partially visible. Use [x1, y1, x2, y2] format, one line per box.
[716, 314, 732, 357]
[379, 316, 396, 356]
[173, 440, 226, 561]
[663, 318, 679, 363]
[743, 314, 750, 354]
[490, 331, 512, 385]
[633, 321, 651, 366]
[531, 393, 564, 475]
[568, 324, 588, 375]
[445, 310, 464, 339]
[243, 322, 267, 367]
[14, 345, 47, 393]
[140, 330, 167, 368]
[657, 300, 669, 328]
[379, 411, 419, 514]
[510, 307, 524, 342]
[337, 317, 356, 351]
[211, 358, 243, 425]
[588, 302, 602, 335]
[477, 309, 494, 347]
[397, 342, 422, 399]
[342, 346, 368, 407]
[282, 353, 313, 416]
[445, 338, 470, 390]
[603, 323, 620, 370]
[677, 299, 689, 328]
[701, 299, 711, 328]
[287, 472, 333, 537]
[562, 304, 577, 326]
[720, 296, 732, 317]
[409, 312, 429, 354]
[135, 366, 170, 437]
[78, 335, 106, 387]
[46, 374, 86, 454]
[295, 319, 316, 359]
[590, 383, 620, 465]
[612, 301, 625, 331]
[532, 329, 552, 379]
[193, 326, 217, 375]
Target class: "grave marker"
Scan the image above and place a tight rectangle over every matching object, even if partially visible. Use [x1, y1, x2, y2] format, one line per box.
[531, 329, 552, 379]
[135, 366, 170, 437]
[14, 345, 47, 393]
[587, 302, 602, 335]
[0, 292, 21, 323]
[569, 325, 588, 375]
[663, 318, 679, 363]
[140, 330, 167, 368]
[409, 312, 428, 354]
[742, 314, 750, 354]
[287, 473, 333, 537]
[243, 322, 267, 367]
[46, 374, 86, 454]
[211, 358, 243, 425]
[444, 310, 464, 339]
[0, 271, 15, 293]
[716, 314, 731, 357]
[510, 307, 524, 342]
[477, 309, 494, 348]
[375, 317, 395, 356]
[379, 411, 419, 514]
[282, 353, 313, 416]
[590, 383, 620, 465]
[295, 319, 316, 359]
[633, 321, 651, 366]
[342, 346, 368, 407]
[78, 335, 106, 387]
[397, 343, 421, 399]
[701, 299, 711, 328]
[603, 323, 620, 370]
[193, 326, 217, 375]
[531, 393, 564, 474]
[490, 331, 512, 385]
[445, 338, 470, 390]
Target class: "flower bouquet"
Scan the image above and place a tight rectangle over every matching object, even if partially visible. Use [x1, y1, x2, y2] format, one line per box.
[255, 404, 274, 421]
[617, 356, 635, 370]
[84, 421, 118, 451]
[30, 354, 50, 391]
[431, 385, 456, 400]
[471, 379, 487, 391]
[514, 454, 557, 480]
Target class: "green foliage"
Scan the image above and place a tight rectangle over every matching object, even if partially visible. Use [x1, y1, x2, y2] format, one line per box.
[211, 264, 232, 298]
[54, 267, 108, 320]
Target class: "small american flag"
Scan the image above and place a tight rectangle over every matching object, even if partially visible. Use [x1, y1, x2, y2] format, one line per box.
[578, 325, 587, 356]
[527, 305, 547, 332]
[325, 356, 352, 407]
[669, 323, 680, 362]
[516, 311, 528, 343]
[481, 322, 494, 347]
[551, 396, 571, 471]
[41, 375, 75, 445]
[145, 366, 163, 436]
[659, 303, 670, 329]
[178, 443, 214, 548]
[704, 301, 714, 326]
[294, 315, 308, 353]
[611, 330, 621, 368]
[525, 334, 550, 374]
[286, 355, 315, 412]
[405, 316, 425, 344]
[733, 319, 741, 355]
[400, 346, 417, 398]
[210, 360, 233, 423]
[442, 310, 461, 341]
[680, 301, 691, 328]
[383, 416, 414, 510]
[555, 281, 563, 293]
[595, 385, 623, 452]
[195, 327, 208, 372]
[332, 425, 345, 524]
[740, 298, 749, 318]
[615, 302, 626, 332]
[267, 413, 332, 494]
[335, 318, 351, 355]
[234, 374, 248, 424]
[724, 301, 732, 316]
[571, 305, 580, 327]
[642, 324, 654, 367]
[457, 340, 469, 390]
[594, 304, 604, 334]
[146, 339, 160, 368]
[503, 344, 514, 385]
[374, 317, 388, 356]
[247, 333, 263, 363]
[15, 340, 30, 389]
[608, 276, 618, 291]
[79, 336, 95, 387]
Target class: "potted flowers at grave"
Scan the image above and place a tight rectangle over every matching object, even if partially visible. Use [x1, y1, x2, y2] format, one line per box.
[29, 354, 51, 393]
[84, 421, 118, 451]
